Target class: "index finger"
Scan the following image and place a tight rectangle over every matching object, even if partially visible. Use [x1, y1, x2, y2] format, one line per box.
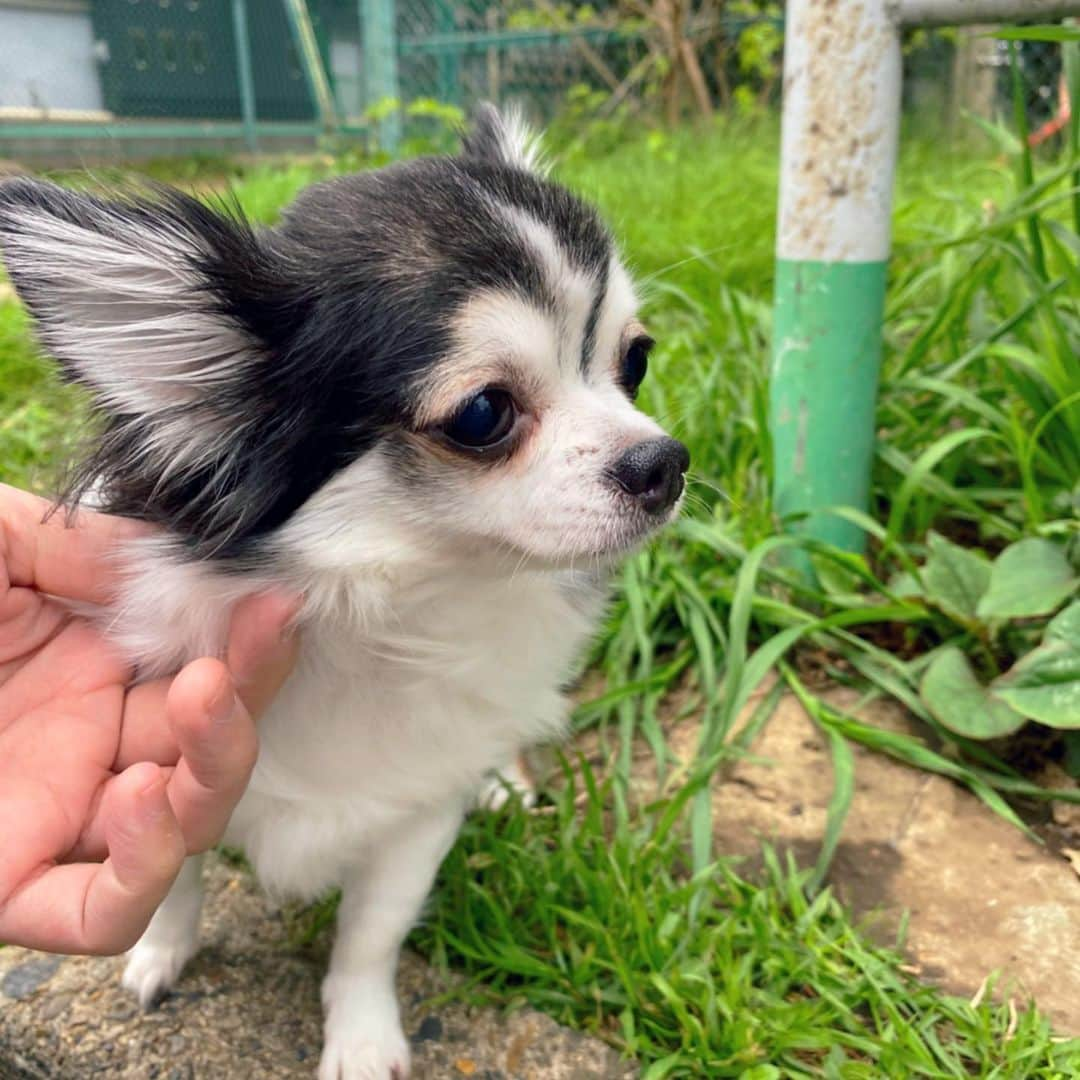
[0, 483, 149, 605]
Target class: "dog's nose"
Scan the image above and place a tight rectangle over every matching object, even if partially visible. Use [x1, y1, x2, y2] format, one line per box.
[610, 437, 690, 514]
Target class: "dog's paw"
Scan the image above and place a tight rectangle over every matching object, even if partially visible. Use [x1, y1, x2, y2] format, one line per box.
[320, 975, 410, 1080]
[317, 1033, 410, 1080]
[121, 940, 196, 1008]
[475, 754, 537, 812]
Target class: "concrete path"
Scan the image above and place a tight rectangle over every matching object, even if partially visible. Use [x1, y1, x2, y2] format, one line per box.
[0, 856, 634, 1079]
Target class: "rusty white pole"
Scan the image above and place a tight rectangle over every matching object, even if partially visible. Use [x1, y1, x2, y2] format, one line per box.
[769, 0, 902, 556]
[770, 0, 1080, 562]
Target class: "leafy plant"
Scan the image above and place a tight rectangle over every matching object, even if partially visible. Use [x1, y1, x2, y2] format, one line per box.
[911, 574, 1080, 743]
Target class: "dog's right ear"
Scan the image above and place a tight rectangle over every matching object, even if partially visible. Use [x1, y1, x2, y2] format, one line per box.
[460, 103, 546, 174]
[0, 178, 298, 423]
[0, 178, 316, 553]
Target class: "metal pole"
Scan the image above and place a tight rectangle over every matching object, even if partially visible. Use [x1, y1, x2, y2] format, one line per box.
[769, 0, 1080, 562]
[360, 0, 402, 152]
[283, 0, 339, 131]
[435, 0, 459, 105]
[231, 0, 258, 153]
[891, 0, 1080, 27]
[769, 0, 902, 556]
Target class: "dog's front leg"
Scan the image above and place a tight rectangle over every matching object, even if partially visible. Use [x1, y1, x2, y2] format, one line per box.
[122, 853, 205, 1006]
[319, 802, 464, 1080]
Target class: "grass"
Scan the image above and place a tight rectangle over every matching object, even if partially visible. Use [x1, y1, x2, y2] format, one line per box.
[417, 770, 1080, 1079]
[2, 109, 1079, 1074]
[0, 299, 81, 492]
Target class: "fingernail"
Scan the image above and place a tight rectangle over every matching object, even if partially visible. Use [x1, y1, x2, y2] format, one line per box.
[137, 773, 168, 822]
[208, 677, 237, 726]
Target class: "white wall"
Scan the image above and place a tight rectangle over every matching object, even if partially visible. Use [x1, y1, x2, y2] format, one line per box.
[0, 2, 104, 111]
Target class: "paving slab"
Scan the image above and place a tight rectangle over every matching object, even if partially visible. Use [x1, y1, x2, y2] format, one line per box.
[0, 856, 635, 1080]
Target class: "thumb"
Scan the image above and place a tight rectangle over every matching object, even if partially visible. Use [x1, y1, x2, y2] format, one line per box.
[225, 591, 302, 721]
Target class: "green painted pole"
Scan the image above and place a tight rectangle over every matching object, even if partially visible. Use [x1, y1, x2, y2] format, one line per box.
[360, 0, 402, 151]
[434, 0, 459, 105]
[771, 262, 888, 552]
[769, 0, 902, 558]
[230, 0, 258, 153]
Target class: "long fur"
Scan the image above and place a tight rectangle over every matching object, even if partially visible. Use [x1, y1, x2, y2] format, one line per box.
[0, 105, 686, 1080]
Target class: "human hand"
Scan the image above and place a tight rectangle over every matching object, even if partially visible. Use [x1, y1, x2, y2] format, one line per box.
[0, 484, 299, 954]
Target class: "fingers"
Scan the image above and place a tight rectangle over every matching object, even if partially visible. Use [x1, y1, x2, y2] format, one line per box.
[162, 593, 299, 851]
[0, 483, 148, 605]
[110, 591, 299, 854]
[113, 590, 300, 772]
[162, 658, 257, 853]
[225, 591, 302, 721]
[0, 763, 184, 954]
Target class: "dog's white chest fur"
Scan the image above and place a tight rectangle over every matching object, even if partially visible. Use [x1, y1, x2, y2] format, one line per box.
[115, 549, 601, 900]
[114, 549, 605, 1078]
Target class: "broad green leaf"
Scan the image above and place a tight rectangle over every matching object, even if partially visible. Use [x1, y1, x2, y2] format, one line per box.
[921, 531, 991, 624]
[993, 603, 1080, 729]
[887, 570, 923, 599]
[976, 538, 1078, 620]
[921, 646, 1025, 739]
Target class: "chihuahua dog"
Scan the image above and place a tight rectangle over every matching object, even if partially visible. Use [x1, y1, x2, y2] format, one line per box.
[0, 107, 688, 1079]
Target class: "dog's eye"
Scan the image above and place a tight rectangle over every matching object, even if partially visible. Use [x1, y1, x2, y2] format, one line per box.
[442, 388, 517, 450]
[621, 336, 653, 398]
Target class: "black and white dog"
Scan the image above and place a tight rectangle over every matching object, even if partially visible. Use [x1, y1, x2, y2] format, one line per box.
[0, 107, 688, 1079]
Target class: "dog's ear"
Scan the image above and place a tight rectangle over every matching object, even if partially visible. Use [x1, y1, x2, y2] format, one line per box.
[460, 103, 545, 173]
[0, 178, 297, 423]
[0, 178, 313, 553]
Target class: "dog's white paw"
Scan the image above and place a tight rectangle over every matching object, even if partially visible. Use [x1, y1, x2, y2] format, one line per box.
[121, 940, 196, 1007]
[475, 754, 537, 811]
[320, 975, 410, 1080]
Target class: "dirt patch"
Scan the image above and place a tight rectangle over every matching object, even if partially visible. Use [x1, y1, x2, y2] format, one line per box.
[574, 680, 1080, 1033]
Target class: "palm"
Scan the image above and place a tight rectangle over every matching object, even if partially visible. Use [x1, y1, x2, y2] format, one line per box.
[0, 484, 298, 955]
[0, 588, 133, 915]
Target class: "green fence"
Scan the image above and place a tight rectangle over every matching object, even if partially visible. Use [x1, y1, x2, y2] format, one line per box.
[0, 1, 1070, 164]
[0, 0, 640, 162]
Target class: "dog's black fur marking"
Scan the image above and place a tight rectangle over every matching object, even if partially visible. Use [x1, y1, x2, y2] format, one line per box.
[0, 115, 612, 561]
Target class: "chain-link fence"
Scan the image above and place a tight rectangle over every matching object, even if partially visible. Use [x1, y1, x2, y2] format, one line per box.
[0, 1, 1073, 165]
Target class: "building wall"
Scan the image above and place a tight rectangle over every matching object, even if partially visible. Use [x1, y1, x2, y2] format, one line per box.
[0, 1, 104, 112]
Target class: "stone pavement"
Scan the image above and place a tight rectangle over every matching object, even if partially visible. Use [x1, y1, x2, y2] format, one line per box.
[0, 856, 634, 1079]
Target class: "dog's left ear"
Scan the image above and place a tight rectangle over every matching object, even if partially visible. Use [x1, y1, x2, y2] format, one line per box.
[460, 103, 545, 173]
